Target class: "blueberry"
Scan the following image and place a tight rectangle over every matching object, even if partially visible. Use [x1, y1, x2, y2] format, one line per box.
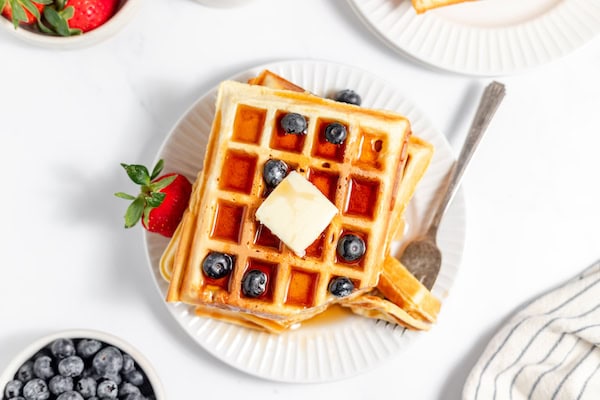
[50, 339, 75, 360]
[333, 89, 361, 106]
[4, 380, 23, 398]
[16, 361, 34, 382]
[242, 270, 267, 298]
[202, 252, 233, 280]
[92, 347, 123, 378]
[121, 354, 135, 374]
[124, 370, 144, 387]
[104, 373, 122, 385]
[119, 382, 140, 397]
[33, 356, 54, 380]
[75, 377, 96, 397]
[96, 380, 118, 399]
[58, 356, 84, 377]
[262, 159, 288, 188]
[76, 339, 102, 358]
[324, 123, 347, 145]
[22, 378, 49, 400]
[56, 391, 83, 400]
[336, 234, 365, 262]
[280, 113, 307, 134]
[328, 277, 354, 297]
[48, 375, 73, 395]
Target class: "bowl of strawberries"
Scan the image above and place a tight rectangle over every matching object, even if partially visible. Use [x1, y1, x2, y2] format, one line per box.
[0, 0, 140, 48]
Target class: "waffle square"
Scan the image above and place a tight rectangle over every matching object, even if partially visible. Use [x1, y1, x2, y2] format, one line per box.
[165, 80, 411, 320]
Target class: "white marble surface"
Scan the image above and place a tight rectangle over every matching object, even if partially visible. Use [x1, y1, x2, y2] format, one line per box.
[1, 0, 599, 398]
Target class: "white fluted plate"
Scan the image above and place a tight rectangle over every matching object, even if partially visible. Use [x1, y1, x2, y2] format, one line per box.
[144, 60, 466, 382]
[347, 0, 600, 76]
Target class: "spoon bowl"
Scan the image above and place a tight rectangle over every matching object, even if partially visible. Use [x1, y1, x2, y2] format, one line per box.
[400, 237, 442, 290]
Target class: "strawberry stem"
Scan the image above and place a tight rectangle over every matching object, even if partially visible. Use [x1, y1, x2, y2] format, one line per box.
[116, 159, 175, 230]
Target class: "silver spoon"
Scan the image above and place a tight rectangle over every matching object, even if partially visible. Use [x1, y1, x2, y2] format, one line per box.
[400, 81, 506, 290]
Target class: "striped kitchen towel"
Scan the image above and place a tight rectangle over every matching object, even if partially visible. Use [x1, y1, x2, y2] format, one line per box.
[463, 259, 600, 400]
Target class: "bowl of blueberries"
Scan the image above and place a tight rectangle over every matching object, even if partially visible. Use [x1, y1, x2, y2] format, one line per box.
[0, 329, 164, 400]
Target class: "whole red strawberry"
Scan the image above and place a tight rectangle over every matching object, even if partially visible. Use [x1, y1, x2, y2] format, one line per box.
[64, 0, 118, 32]
[115, 159, 192, 238]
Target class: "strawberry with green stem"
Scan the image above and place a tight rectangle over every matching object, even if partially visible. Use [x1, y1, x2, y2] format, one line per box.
[1, 0, 52, 29]
[115, 159, 192, 238]
[43, 0, 119, 36]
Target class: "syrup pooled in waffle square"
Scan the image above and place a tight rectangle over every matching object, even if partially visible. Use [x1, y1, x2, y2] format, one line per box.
[165, 80, 411, 321]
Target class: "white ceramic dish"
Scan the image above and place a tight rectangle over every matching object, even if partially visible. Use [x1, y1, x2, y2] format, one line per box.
[0, 329, 165, 399]
[348, 0, 600, 76]
[144, 59, 466, 382]
[0, 0, 141, 49]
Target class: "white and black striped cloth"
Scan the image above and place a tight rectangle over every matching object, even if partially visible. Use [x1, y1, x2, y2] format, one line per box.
[463, 260, 600, 400]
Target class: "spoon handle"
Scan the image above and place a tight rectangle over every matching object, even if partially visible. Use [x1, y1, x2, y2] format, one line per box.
[426, 81, 506, 239]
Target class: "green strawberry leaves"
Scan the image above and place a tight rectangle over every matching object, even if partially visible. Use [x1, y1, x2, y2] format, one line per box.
[115, 159, 177, 229]
[149, 175, 176, 191]
[124, 196, 145, 229]
[1, 0, 83, 35]
[151, 159, 164, 180]
[121, 163, 151, 186]
[43, 4, 81, 36]
[21, 0, 47, 17]
[114, 192, 136, 200]
[2, 0, 52, 29]
[146, 192, 166, 208]
[10, 0, 28, 26]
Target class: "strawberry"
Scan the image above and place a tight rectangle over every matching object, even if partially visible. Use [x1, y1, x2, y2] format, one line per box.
[63, 0, 117, 32]
[1, 0, 50, 28]
[42, 0, 118, 36]
[115, 160, 192, 238]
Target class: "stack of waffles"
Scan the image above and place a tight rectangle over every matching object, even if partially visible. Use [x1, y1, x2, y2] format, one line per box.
[161, 70, 441, 333]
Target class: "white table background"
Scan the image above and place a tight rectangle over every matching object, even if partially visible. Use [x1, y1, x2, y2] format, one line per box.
[1, 0, 599, 398]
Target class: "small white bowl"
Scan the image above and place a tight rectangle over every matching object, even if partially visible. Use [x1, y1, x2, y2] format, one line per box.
[0, 329, 165, 399]
[0, 0, 141, 49]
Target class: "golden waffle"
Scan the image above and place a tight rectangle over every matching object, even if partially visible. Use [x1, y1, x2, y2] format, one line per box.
[245, 71, 442, 329]
[343, 256, 441, 325]
[165, 80, 411, 322]
[161, 71, 439, 331]
[412, 0, 476, 13]
[161, 71, 440, 332]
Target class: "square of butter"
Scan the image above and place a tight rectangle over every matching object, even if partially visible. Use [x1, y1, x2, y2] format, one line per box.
[255, 171, 338, 257]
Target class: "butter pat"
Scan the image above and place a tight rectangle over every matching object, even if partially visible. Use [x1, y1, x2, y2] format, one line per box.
[255, 171, 338, 257]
